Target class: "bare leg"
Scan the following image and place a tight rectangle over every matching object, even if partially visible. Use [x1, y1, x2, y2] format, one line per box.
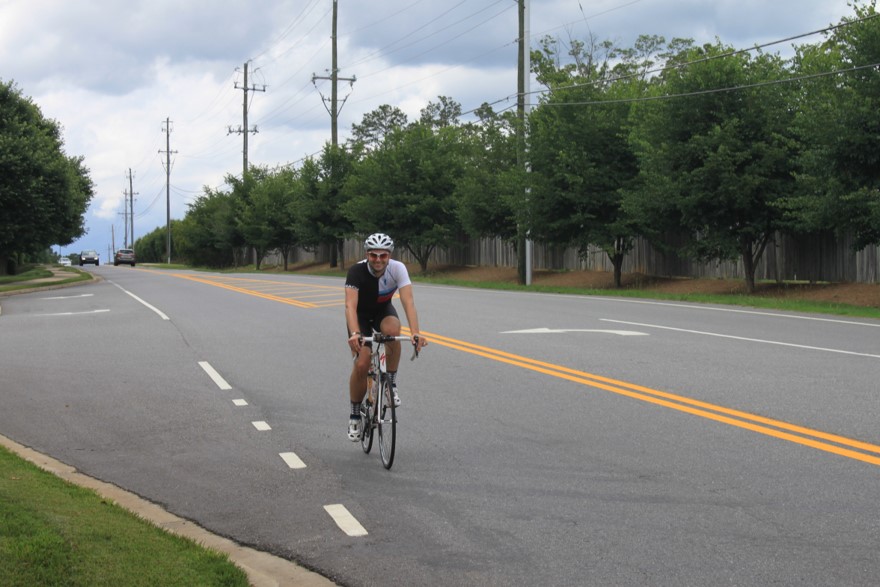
[380, 315, 402, 372]
[349, 346, 371, 403]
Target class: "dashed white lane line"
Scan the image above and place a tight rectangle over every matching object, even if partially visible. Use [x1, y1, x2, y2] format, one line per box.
[199, 361, 232, 390]
[324, 504, 368, 537]
[279, 452, 307, 469]
[232, 399, 248, 406]
[252, 421, 271, 431]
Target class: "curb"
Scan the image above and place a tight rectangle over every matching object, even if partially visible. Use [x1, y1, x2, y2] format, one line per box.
[0, 434, 336, 587]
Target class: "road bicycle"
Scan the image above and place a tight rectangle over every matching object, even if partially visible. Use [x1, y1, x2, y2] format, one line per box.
[358, 332, 420, 469]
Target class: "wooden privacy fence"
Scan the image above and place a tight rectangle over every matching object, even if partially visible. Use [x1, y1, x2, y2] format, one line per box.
[267, 232, 879, 284]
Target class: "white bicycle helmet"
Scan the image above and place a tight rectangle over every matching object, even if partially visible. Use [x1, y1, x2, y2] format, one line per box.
[364, 232, 394, 252]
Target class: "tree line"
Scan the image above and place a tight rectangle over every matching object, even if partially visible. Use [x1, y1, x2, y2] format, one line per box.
[0, 81, 94, 274]
[131, 2, 878, 291]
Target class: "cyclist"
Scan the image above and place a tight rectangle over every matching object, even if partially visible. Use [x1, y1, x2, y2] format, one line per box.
[345, 233, 427, 441]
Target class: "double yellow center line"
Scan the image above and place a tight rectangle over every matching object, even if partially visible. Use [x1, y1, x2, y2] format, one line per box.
[159, 271, 880, 467]
[171, 273, 319, 308]
[414, 329, 880, 467]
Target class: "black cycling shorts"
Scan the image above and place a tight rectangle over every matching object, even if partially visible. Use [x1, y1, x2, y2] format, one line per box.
[350, 304, 399, 345]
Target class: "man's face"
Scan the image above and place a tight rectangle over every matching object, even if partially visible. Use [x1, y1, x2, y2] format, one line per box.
[367, 249, 391, 273]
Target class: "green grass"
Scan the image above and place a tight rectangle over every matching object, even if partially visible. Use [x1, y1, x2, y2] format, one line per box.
[0, 266, 53, 284]
[0, 447, 248, 587]
[411, 276, 880, 320]
[150, 262, 878, 319]
[0, 266, 92, 294]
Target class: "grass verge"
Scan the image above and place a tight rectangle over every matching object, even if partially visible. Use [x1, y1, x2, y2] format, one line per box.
[140, 262, 879, 319]
[0, 266, 92, 294]
[0, 446, 248, 587]
[411, 276, 880, 320]
[0, 266, 53, 283]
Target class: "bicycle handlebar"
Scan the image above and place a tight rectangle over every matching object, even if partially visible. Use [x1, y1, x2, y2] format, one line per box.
[360, 334, 421, 361]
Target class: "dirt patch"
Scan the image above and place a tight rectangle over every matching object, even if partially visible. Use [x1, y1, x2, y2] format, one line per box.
[287, 262, 880, 309]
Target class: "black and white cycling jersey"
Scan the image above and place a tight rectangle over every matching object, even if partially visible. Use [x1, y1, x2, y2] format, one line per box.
[344, 259, 412, 316]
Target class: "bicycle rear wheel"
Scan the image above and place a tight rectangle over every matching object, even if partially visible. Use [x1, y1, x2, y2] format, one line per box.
[360, 398, 373, 454]
[377, 377, 396, 469]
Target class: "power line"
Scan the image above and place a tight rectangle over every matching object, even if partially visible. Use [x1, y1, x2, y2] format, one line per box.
[481, 11, 880, 111]
[354, 1, 514, 81]
[541, 61, 880, 107]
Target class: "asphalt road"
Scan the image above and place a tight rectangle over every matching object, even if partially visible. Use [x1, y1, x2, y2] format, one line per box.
[2, 265, 879, 586]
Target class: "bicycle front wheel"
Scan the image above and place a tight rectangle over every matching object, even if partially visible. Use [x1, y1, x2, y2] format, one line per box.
[377, 378, 396, 469]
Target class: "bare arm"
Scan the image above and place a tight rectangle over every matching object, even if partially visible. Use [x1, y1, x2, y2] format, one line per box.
[345, 287, 362, 352]
[398, 284, 427, 349]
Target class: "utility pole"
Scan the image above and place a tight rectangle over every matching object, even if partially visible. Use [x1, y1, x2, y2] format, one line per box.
[312, 0, 355, 267]
[517, 0, 533, 285]
[229, 61, 266, 176]
[127, 168, 137, 249]
[159, 118, 177, 264]
[120, 194, 129, 248]
[312, 0, 356, 148]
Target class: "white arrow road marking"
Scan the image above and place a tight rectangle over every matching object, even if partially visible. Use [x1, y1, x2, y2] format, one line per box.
[602, 319, 880, 359]
[324, 504, 368, 537]
[502, 328, 648, 336]
[35, 309, 110, 317]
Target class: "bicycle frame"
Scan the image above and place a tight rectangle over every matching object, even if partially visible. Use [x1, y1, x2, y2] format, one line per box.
[358, 331, 418, 469]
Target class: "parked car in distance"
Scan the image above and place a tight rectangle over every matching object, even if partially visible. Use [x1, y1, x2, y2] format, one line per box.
[114, 249, 136, 267]
[79, 250, 99, 266]
[58, 257, 72, 266]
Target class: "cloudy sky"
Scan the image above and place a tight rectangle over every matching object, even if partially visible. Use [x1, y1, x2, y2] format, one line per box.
[0, 0, 856, 257]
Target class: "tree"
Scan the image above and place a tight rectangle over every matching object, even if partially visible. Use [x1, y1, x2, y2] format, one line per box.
[0, 80, 93, 273]
[349, 104, 408, 150]
[453, 104, 522, 246]
[174, 189, 238, 267]
[135, 220, 184, 264]
[788, 1, 880, 249]
[289, 144, 356, 268]
[526, 36, 644, 287]
[344, 121, 465, 272]
[628, 42, 799, 292]
[419, 95, 462, 129]
[231, 166, 301, 270]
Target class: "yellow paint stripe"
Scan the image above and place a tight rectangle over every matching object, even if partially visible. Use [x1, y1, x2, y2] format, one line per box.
[171, 274, 318, 308]
[403, 328, 880, 466]
[149, 269, 879, 466]
[199, 275, 340, 291]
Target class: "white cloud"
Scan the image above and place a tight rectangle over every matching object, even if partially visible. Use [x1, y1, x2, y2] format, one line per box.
[0, 0, 856, 254]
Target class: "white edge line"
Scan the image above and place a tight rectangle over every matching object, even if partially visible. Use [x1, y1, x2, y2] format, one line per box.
[323, 504, 368, 537]
[112, 283, 169, 320]
[421, 283, 880, 328]
[198, 361, 233, 390]
[501, 328, 647, 336]
[279, 452, 307, 469]
[602, 319, 880, 359]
